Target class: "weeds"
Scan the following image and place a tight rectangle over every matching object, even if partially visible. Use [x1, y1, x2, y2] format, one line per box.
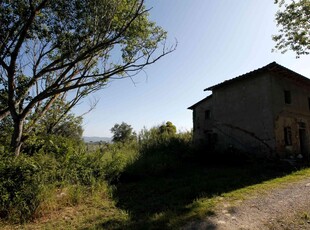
[302, 212, 310, 220]
[0, 155, 42, 223]
[1, 126, 309, 229]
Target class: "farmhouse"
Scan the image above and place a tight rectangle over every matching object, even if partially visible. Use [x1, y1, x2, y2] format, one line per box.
[188, 62, 310, 159]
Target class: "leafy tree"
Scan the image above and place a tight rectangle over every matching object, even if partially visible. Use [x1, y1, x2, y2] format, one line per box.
[273, 0, 310, 57]
[111, 122, 135, 143]
[159, 121, 177, 136]
[0, 116, 13, 148]
[35, 97, 83, 141]
[0, 0, 174, 156]
[2, 96, 84, 155]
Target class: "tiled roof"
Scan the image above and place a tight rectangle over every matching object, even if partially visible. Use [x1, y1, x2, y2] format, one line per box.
[204, 62, 310, 91]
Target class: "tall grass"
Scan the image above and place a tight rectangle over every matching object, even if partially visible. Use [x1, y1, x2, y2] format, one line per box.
[0, 125, 193, 224]
[1, 124, 308, 229]
[0, 136, 139, 222]
[122, 127, 193, 178]
[0, 155, 42, 223]
[1, 125, 190, 223]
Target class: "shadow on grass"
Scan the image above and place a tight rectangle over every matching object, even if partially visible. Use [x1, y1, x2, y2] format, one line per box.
[96, 147, 298, 229]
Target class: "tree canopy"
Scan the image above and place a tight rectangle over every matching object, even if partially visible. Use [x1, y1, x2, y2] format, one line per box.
[111, 122, 135, 143]
[273, 0, 310, 57]
[0, 0, 174, 155]
[159, 121, 177, 136]
[35, 97, 83, 141]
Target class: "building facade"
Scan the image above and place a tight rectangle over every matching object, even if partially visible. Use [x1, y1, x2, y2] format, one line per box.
[188, 62, 310, 159]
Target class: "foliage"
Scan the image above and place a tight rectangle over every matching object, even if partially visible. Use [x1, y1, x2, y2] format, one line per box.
[0, 130, 138, 223]
[125, 126, 193, 178]
[0, 0, 174, 155]
[1, 181, 130, 229]
[273, 0, 310, 57]
[0, 116, 13, 148]
[138, 122, 189, 155]
[32, 141, 138, 186]
[2, 120, 308, 229]
[0, 155, 42, 222]
[114, 152, 305, 229]
[34, 98, 84, 141]
[0, 123, 191, 224]
[23, 133, 84, 157]
[1, 163, 309, 229]
[111, 122, 136, 143]
[0, 96, 84, 155]
[159, 121, 177, 136]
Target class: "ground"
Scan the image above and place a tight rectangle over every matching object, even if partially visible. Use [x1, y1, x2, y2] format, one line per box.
[183, 177, 310, 230]
[1, 161, 309, 229]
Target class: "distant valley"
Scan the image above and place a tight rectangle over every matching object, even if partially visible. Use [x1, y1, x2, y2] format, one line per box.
[83, 136, 112, 143]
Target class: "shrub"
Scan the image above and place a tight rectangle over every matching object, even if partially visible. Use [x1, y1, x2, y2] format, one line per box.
[0, 155, 42, 222]
[102, 144, 138, 182]
[0, 126, 192, 223]
[24, 134, 84, 157]
[123, 129, 193, 179]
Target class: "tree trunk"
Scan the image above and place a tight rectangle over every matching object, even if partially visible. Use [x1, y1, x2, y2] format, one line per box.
[11, 118, 24, 156]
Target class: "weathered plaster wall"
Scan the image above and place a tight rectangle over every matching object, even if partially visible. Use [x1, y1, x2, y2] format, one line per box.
[210, 73, 275, 155]
[192, 73, 275, 155]
[271, 75, 310, 157]
[192, 71, 310, 158]
[193, 97, 213, 144]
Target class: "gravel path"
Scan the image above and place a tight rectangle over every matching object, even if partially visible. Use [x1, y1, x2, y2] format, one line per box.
[183, 177, 310, 230]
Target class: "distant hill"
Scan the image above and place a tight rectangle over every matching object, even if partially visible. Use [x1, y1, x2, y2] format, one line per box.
[83, 136, 112, 143]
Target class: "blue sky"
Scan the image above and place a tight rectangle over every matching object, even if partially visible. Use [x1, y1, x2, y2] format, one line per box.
[79, 0, 310, 137]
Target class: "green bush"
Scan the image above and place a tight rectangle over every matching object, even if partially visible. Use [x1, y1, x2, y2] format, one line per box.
[24, 134, 83, 157]
[0, 126, 192, 223]
[102, 143, 139, 182]
[0, 155, 42, 222]
[0, 146, 137, 223]
[123, 129, 193, 178]
[138, 127, 192, 156]
[43, 141, 138, 186]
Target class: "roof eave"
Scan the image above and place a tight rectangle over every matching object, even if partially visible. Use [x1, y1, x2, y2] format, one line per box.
[188, 95, 212, 110]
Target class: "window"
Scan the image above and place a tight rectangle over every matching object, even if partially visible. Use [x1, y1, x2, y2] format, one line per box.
[205, 110, 211, 120]
[284, 127, 292, 146]
[284, 90, 291, 104]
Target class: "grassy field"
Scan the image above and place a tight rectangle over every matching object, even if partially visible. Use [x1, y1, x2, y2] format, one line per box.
[2, 156, 309, 230]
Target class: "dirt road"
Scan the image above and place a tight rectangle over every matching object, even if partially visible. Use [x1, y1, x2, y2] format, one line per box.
[183, 177, 310, 230]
